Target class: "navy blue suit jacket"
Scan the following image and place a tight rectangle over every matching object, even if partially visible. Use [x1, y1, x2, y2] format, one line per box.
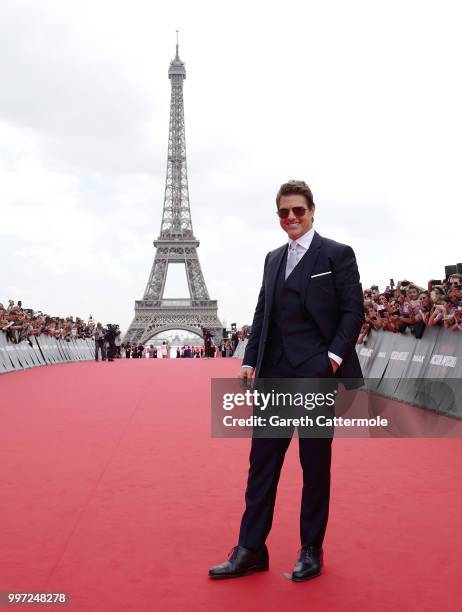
[243, 231, 364, 380]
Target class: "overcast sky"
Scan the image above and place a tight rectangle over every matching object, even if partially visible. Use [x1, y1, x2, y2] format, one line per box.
[1, 0, 461, 333]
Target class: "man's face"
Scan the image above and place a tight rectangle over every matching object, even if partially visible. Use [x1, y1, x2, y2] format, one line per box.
[277, 194, 314, 241]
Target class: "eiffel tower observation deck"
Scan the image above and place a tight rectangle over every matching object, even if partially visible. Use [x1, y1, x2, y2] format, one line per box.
[124, 36, 223, 344]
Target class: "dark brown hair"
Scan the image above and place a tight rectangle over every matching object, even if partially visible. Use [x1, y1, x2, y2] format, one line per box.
[276, 180, 315, 209]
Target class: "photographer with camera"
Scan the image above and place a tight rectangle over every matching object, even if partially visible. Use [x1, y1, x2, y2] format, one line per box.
[105, 324, 119, 362]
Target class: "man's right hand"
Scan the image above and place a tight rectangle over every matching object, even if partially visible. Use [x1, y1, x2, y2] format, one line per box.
[239, 366, 254, 387]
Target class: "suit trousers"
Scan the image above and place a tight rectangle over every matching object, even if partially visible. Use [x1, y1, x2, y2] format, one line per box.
[238, 350, 333, 551]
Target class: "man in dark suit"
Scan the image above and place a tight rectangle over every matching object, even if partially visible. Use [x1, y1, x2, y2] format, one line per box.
[209, 180, 364, 582]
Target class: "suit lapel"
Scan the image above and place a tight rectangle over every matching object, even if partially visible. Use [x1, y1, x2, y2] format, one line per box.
[297, 231, 322, 294]
[265, 244, 287, 307]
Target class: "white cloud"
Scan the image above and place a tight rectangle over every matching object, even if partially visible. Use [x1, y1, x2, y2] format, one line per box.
[1, 0, 461, 332]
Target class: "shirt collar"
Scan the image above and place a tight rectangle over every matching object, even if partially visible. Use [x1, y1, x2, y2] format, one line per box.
[288, 226, 315, 251]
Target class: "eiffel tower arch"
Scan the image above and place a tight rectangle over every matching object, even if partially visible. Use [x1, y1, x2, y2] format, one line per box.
[125, 36, 223, 344]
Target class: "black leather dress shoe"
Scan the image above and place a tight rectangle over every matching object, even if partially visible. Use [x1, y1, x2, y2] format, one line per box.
[291, 546, 323, 582]
[208, 545, 269, 579]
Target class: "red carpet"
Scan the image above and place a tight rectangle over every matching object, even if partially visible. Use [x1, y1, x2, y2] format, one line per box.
[1, 359, 461, 611]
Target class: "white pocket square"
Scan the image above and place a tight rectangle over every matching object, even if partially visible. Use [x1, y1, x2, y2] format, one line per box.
[311, 271, 332, 278]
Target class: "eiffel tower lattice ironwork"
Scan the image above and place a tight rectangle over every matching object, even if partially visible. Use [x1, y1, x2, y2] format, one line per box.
[125, 37, 222, 344]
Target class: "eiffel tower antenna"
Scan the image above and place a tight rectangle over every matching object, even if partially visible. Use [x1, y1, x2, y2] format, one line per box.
[124, 37, 222, 344]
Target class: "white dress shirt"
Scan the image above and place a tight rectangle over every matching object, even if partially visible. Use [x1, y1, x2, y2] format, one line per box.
[288, 225, 315, 253]
[243, 227, 343, 369]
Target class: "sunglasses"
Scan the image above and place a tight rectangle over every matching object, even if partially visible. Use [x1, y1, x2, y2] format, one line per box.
[277, 206, 308, 219]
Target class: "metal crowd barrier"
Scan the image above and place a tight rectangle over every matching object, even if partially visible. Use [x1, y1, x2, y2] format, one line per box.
[357, 326, 461, 380]
[357, 326, 462, 416]
[234, 328, 461, 377]
[0, 332, 95, 374]
[232, 329, 462, 416]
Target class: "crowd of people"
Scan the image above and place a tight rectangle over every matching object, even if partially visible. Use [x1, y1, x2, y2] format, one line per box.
[0, 299, 250, 361]
[120, 338, 237, 360]
[357, 273, 462, 344]
[118, 326, 250, 360]
[5, 275, 461, 361]
[0, 300, 99, 344]
[0, 299, 125, 362]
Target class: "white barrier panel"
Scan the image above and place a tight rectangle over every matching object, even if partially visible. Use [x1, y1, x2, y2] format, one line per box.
[0, 332, 8, 372]
[69, 338, 81, 360]
[16, 340, 34, 369]
[40, 338, 56, 364]
[30, 336, 46, 366]
[49, 339, 64, 363]
[4, 338, 28, 369]
[4, 338, 23, 371]
[0, 332, 15, 373]
[83, 338, 94, 359]
[0, 332, 96, 375]
[24, 339, 41, 367]
[36, 337, 54, 365]
[74, 338, 88, 360]
[85, 338, 94, 359]
[70, 338, 82, 360]
[56, 339, 71, 362]
[356, 327, 462, 415]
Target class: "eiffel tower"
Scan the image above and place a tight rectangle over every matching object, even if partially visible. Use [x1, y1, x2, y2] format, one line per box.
[124, 36, 223, 344]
